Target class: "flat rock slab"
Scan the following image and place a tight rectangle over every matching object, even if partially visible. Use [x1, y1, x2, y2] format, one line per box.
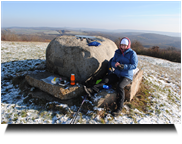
[25, 71, 84, 100]
[93, 69, 143, 109]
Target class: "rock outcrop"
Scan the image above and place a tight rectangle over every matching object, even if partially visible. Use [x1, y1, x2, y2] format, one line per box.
[93, 69, 143, 109]
[25, 71, 84, 100]
[46, 35, 118, 84]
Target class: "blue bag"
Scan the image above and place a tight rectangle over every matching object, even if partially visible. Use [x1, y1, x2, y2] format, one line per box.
[88, 41, 101, 46]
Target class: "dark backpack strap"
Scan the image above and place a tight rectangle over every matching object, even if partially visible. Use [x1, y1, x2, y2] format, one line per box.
[108, 57, 113, 74]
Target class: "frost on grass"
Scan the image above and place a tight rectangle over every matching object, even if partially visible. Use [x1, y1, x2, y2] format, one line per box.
[1, 41, 181, 124]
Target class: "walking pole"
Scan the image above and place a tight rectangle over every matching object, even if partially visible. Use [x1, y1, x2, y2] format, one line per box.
[70, 95, 87, 124]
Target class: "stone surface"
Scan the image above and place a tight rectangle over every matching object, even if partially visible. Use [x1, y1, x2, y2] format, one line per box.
[125, 69, 143, 102]
[28, 88, 80, 107]
[25, 71, 84, 100]
[94, 69, 143, 109]
[46, 35, 117, 84]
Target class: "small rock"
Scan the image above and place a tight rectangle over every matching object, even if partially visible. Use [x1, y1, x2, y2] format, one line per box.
[167, 80, 171, 83]
[34, 63, 46, 70]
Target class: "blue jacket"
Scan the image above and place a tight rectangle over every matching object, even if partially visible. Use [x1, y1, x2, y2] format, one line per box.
[111, 48, 138, 80]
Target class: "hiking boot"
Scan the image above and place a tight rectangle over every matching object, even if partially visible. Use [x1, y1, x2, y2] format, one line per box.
[111, 108, 122, 117]
[83, 86, 94, 98]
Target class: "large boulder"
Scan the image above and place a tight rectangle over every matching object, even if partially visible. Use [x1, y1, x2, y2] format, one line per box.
[46, 35, 117, 84]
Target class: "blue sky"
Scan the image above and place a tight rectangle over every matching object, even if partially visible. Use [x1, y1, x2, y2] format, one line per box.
[1, 1, 181, 33]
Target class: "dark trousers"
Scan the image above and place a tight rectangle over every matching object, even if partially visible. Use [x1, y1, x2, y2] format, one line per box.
[92, 73, 132, 110]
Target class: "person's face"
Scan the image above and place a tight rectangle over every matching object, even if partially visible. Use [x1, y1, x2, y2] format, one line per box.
[120, 44, 128, 50]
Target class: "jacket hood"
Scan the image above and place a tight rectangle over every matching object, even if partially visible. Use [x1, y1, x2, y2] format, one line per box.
[119, 37, 131, 55]
[119, 37, 131, 49]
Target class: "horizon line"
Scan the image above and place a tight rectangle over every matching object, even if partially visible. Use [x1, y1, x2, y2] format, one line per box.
[1, 26, 181, 34]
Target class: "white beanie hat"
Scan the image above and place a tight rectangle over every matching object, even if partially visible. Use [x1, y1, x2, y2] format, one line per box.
[120, 38, 129, 46]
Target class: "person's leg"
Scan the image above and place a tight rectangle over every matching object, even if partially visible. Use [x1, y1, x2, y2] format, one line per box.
[112, 77, 132, 116]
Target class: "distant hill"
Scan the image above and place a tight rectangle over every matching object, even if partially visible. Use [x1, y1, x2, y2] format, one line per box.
[1, 27, 181, 50]
[111, 29, 181, 38]
[127, 33, 181, 50]
[86, 31, 181, 50]
[49, 27, 181, 37]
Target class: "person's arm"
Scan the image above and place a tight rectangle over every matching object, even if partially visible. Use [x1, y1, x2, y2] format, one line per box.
[111, 53, 118, 68]
[123, 52, 138, 70]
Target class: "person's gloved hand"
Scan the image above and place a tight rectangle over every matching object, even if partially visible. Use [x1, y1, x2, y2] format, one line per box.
[117, 64, 124, 70]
